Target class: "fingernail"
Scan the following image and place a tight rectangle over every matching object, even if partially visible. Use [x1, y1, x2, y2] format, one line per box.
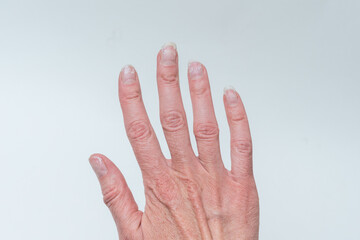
[160, 42, 177, 66]
[121, 65, 136, 85]
[89, 155, 108, 178]
[224, 86, 238, 105]
[188, 61, 204, 79]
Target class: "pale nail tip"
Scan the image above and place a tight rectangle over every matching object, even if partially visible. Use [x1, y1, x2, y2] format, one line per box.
[162, 42, 177, 50]
[223, 85, 236, 94]
[121, 64, 135, 72]
[89, 154, 102, 162]
[188, 60, 200, 67]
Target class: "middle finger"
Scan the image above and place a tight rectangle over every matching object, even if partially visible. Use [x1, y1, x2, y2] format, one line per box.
[156, 43, 194, 169]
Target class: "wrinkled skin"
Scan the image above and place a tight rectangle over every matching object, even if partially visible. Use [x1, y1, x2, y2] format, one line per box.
[89, 43, 259, 240]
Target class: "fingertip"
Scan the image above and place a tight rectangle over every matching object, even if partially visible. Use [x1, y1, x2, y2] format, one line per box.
[89, 152, 106, 159]
[187, 60, 201, 68]
[161, 41, 177, 50]
[89, 153, 108, 178]
[188, 61, 206, 80]
[158, 42, 178, 66]
[89, 153, 128, 191]
[119, 64, 138, 86]
[223, 85, 236, 95]
[223, 86, 240, 107]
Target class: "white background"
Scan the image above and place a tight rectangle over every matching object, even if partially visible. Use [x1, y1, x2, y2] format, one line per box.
[1, 0, 359, 239]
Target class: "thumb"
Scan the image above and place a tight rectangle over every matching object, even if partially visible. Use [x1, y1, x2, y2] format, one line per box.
[89, 153, 143, 239]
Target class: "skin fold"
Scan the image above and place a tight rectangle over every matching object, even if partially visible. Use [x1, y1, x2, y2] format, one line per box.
[89, 43, 259, 240]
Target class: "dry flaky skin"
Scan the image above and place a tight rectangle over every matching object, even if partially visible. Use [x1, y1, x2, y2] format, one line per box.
[141, 164, 259, 240]
[89, 43, 259, 240]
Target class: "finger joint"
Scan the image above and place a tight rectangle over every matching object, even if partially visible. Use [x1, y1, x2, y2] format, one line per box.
[161, 110, 186, 132]
[127, 120, 152, 142]
[102, 186, 122, 209]
[233, 139, 252, 158]
[120, 89, 142, 102]
[158, 70, 178, 84]
[194, 123, 219, 140]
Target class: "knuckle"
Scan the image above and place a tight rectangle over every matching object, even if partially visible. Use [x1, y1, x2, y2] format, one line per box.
[150, 174, 180, 208]
[191, 85, 209, 96]
[230, 109, 247, 123]
[161, 111, 186, 132]
[229, 168, 256, 184]
[159, 70, 178, 84]
[120, 89, 142, 102]
[182, 178, 200, 202]
[194, 123, 219, 140]
[102, 186, 122, 208]
[233, 139, 253, 157]
[127, 120, 152, 141]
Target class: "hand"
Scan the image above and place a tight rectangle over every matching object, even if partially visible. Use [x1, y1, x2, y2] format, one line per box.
[89, 43, 259, 240]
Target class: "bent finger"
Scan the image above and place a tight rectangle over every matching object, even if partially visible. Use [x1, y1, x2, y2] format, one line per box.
[89, 153, 143, 239]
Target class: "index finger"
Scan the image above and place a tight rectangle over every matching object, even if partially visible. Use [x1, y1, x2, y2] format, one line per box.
[118, 65, 167, 178]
